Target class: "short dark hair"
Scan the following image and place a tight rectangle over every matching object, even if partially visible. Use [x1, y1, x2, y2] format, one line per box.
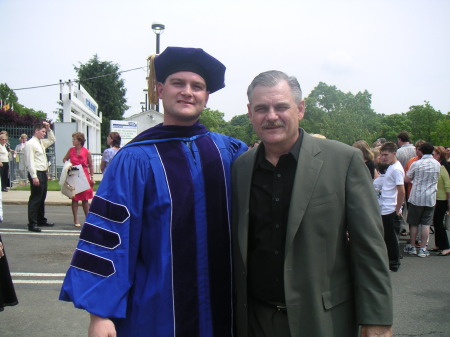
[397, 131, 410, 142]
[109, 132, 121, 147]
[418, 142, 434, 155]
[33, 123, 46, 132]
[380, 142, 398, 153]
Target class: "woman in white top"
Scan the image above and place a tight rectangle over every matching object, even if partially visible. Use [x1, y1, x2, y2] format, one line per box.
[14, 134, 28, 180]
[0, 134, 10, 192]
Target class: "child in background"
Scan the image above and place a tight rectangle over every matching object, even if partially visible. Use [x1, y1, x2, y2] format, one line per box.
[373, 163, 390, 211]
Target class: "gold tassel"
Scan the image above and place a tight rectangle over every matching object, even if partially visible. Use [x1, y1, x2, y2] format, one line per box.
[147, 54, 159, 106]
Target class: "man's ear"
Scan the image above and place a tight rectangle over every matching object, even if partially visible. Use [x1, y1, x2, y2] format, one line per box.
[157, 82, 164, 99]
[298, 100, 305, 121]
[204, 91, 210, 107]
[247, 104, 252, 120]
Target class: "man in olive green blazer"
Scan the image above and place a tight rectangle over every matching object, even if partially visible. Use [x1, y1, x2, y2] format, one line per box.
[232, 70, 393, 337]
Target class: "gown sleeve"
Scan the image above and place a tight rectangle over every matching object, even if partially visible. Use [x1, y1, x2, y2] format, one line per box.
[59, 146, 152, 318]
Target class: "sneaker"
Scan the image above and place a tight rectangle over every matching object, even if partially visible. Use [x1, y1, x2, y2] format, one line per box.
[404, 245, 417, 255]
[418, 249, 430, 258]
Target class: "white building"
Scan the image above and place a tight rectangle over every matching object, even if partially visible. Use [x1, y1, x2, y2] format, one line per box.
[123, 109, 164, 135]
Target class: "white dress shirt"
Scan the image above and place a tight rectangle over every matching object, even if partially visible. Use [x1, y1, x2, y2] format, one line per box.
[24, 130, 56, 179]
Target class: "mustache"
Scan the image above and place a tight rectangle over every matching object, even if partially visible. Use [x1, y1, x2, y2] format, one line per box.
[261, 120, 285, 128]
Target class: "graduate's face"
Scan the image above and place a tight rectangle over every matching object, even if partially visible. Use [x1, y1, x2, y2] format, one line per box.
[158, 71, 210, 126]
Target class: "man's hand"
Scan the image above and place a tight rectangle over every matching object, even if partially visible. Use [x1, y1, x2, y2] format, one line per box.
[32, 177, 40, 186]
[361, 325, 392, 337]
[0, 162, 3, 167]
[42, 121, 50, 130]
[88, 314, 116, 337]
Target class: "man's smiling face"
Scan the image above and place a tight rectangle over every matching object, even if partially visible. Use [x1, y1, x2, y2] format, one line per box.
[158, 71, 210, 126]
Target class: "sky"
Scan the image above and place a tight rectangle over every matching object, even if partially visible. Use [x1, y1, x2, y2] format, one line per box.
[1, 0, 449, 122]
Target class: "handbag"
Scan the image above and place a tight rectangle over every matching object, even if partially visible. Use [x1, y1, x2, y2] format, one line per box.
[61, 180, 76, 199]
[59, 160, 74, 199]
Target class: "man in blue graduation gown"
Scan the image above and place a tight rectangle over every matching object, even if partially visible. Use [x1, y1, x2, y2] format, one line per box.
[60, 47, 247, 337]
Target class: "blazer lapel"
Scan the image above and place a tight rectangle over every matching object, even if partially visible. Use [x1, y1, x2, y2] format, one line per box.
[285, 133, 323, 256]
[237, 148, 257, 267]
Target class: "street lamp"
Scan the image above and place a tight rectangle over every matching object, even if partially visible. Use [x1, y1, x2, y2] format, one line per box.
[152, 22, 165, 112]
[151, 22, 165, 54]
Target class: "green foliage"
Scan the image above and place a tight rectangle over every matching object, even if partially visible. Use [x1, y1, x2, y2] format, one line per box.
[199, 110, 256, 146]
[199, 108, 226, 132]
[433, 117, 450, 146]
[0, 83, 48, 121]
[304, 82, 379, 144]
[376, 113, 411, 143]
[406, 101, 444, 142]
[74, 55, 129, 148]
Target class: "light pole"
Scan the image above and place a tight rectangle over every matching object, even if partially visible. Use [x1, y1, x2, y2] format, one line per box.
[151, 22, 165, 112]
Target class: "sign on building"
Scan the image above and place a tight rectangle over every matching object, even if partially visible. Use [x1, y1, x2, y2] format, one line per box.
[110, 120, 138, 146]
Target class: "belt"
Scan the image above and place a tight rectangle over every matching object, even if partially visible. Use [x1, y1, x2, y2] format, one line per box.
[276, 305, 287, 312]
[252, 297, 287, 312]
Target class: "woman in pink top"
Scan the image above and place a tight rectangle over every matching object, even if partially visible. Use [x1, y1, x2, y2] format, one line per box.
[63, 132, 94, 227]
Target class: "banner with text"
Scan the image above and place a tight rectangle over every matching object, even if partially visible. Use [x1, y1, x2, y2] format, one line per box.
[110, 120, 138, 146]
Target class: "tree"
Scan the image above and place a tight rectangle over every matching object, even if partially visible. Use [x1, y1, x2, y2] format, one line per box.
[0, 83, 47, 120]
[223, 114, 256, 145]
[433, 117, 450, 146]
[0, 108, 44, 126]
[406, 101, 445, 142]
[304, 82, 379, 144]
[199, 108, 226, 132]
[376, 113, 411, 143]
[74, 55, 129, 148]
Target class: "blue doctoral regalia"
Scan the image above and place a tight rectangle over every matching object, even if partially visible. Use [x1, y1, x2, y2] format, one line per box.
[60, 123, 247, 337]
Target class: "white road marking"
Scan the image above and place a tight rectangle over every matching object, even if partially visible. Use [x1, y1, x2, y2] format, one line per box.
[11, 272, 66, 277]
[0, 231, 80, 236]
[13, 280, 64, 284]
[0, 230, 80, 236]
[11, 272, 67, 284]
[0, 228, 80, 233]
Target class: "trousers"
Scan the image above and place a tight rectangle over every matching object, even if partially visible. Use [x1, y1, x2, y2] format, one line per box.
[28, 171, 48, 226]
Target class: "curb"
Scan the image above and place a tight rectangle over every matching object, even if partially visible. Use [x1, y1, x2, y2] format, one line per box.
[3, 200, 72, 206]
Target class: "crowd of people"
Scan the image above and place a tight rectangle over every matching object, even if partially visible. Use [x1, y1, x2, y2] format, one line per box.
[1, 46, 449, 337]
[354, 133, 450, 273]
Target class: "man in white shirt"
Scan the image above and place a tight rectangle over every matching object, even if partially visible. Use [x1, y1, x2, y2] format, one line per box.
[379, 142, 405, 272]
[403, 142, 440, 257]
[24, 122, 56, 232]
